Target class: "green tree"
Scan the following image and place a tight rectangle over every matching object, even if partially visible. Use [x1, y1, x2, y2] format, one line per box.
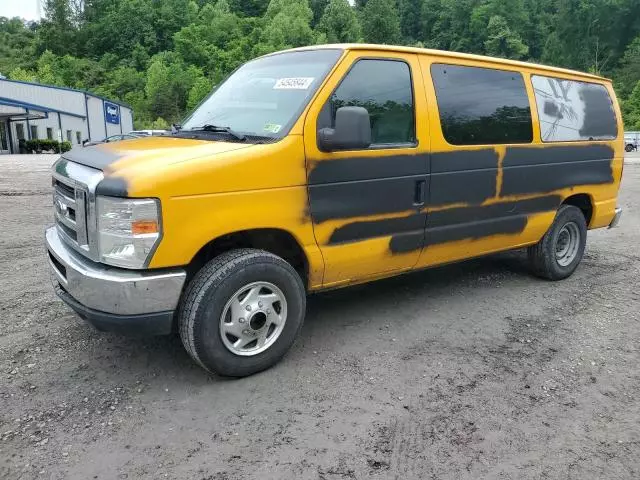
[317, 0, 361, 43]
[228, 0, 270, 17]
[398, 0, 422, 42]
[144, 52, 207, 123]
[8, 67, 37, 82]
[187, 76, 213, 111]
[484, 15, 529, 59]
[255, 0, 317, 55]
[38, 0, 78, 55]
[0, 17, 38, 75]
[361, 0, 401, 44]
[622, 80, 640, 129]
[82, 0, 157, 59]
[310, 0, 330, 26]
[615, 36, 640, 98]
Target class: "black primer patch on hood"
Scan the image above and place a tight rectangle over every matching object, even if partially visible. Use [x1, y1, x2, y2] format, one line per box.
[62, 146, 126, 171]
[95, 177, 128, 197]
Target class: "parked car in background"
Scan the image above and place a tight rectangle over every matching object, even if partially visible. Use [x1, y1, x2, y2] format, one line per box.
[83, 134, 140, 147]
[624, 131, 639, 152]
[128, 129, 168, 136]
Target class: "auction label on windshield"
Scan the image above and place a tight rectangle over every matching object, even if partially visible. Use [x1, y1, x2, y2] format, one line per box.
[273, 77, 315, 90]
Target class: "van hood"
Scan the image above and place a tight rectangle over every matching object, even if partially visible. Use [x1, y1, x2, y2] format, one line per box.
[62, 136, 256, 173]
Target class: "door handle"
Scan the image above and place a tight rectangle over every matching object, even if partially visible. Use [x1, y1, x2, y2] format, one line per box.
[414, 180, 426, 206]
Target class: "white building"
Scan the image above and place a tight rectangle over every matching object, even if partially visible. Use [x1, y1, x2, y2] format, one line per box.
[0, 78, 133, 154]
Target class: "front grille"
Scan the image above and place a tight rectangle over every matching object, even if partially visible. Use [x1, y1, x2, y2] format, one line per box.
[53, 171, 89, 251]
[51, 157, 104, 262]
[53, 179, 74, 199]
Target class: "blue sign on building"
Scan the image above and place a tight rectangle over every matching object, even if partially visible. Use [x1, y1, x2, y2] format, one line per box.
[104, 102, 120, 124]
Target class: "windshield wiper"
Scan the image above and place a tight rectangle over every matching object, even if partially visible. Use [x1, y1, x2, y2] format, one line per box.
[189, 124, 246, 141]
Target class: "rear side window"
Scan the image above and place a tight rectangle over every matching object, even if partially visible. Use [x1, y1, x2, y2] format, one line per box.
[431, 64, 533, 145]
[318, 59, 415, 146]
[531, 75, 617, 142]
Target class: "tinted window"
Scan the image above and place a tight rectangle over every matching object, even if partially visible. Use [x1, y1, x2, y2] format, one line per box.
[431, 64, 533, 145]
[318, 59, 415, 146]
[531, 75, 617, 142]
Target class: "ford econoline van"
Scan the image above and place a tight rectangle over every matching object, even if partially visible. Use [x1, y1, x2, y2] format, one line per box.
[46, 44, 623, 376]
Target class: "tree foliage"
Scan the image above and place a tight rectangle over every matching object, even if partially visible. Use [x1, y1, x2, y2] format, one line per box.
[361, 0, 401, 45]
[318, 0, 361, 43]
[0, 0, 639, 128]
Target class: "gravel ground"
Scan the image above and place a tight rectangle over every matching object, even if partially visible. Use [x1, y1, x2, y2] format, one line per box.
[1, 153, 639, 480]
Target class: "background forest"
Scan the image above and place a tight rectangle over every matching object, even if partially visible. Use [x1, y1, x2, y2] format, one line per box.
[2, 0, 640, 130]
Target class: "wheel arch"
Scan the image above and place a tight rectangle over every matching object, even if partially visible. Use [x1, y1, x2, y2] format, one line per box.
[561, 193, 594, 227]
[187, 228, 310, 288]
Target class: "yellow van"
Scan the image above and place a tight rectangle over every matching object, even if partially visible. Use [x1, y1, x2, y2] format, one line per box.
[46, 44, 623, 376]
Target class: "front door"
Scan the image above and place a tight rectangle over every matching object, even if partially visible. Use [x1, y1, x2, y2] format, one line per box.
[303, 51, 430, 287]
[0, 122, 10, 154]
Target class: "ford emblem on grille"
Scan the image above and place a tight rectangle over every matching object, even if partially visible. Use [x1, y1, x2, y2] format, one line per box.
[55, 196, 69, 216]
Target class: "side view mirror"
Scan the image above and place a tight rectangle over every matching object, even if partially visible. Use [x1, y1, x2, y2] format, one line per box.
[318, 106, 372, 152]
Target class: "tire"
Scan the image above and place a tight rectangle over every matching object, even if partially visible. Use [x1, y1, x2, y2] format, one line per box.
[626, 143, 634, 152]
[527, 205, 587, 281]
[178, 249, 306, 377]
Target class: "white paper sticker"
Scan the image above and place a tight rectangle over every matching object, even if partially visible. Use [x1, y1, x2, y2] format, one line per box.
[263, 123, 282, 133]
[273, 77, 315, 90]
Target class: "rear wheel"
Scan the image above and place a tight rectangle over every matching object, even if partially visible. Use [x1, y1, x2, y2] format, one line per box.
[626, 143, 634, 152]
[178, 249, 306, 376]
[528, 205, 587, 280]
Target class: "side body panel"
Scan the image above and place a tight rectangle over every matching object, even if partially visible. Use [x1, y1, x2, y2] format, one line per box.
[413, 54, 623, 269]
[302, 50, 431, 287]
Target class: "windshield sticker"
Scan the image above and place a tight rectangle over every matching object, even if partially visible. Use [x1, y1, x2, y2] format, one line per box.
[273, 77, 315, 90]
[263, 123, 282, 133]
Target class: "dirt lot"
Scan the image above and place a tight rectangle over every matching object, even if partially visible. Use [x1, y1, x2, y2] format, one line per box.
[1, 153, 639, 480]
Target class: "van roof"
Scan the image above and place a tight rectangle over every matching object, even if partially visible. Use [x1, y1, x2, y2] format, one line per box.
[276, 44, 609, 82]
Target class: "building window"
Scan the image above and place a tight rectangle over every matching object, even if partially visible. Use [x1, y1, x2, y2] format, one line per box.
[66, 130, 72, 142]
[532, 75, 617, 142]
[16, 123, 25, 140]
[30, 125, 38, 139]
[76, 131, 81, 144]
[318, 59, 416, 146]
[46, 127, 53, 140]
[431, 64, 533, 145]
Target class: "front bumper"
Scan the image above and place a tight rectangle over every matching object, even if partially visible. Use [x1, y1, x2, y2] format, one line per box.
[46, 226, 186, 335]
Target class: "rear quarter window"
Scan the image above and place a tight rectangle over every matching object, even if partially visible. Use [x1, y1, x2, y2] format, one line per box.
[531, 75, 617, 142]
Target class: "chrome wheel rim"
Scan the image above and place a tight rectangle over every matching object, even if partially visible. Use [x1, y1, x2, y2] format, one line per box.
[555, 222, 580, 267]
[219, 281, 287, 356]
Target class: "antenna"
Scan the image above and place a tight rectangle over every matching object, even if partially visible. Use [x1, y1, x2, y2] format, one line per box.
[36, 0, 42, 20]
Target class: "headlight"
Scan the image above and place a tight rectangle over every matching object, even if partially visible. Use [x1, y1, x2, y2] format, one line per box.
[96, 196, 161, 269]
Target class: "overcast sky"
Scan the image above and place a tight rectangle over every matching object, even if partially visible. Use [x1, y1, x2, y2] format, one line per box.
[0, 0, 41, 21]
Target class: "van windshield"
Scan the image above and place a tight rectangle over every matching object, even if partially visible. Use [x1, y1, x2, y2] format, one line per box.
[181, 49, 342, 140]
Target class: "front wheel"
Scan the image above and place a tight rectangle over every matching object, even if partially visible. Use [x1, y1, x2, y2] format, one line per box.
[527, 205, 587, 280]
[178, 249, 306, 377]
[626, 143, 635, 153]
